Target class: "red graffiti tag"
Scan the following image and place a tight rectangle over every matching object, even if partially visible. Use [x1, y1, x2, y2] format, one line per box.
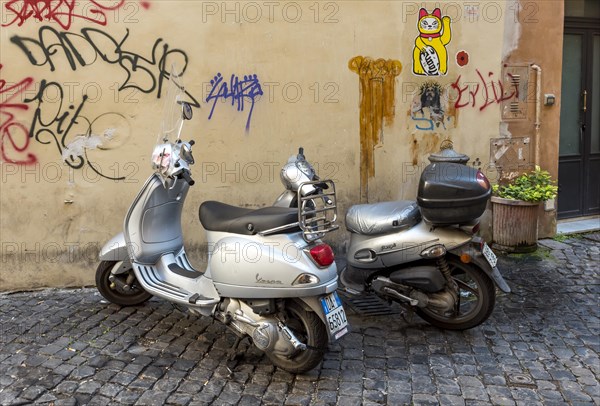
[2, 0, 150, 30]
[452, 70, 519, 111]
[0, 64, 37, 165]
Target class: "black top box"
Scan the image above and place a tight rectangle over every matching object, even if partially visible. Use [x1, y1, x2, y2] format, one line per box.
[417, 162, 491, 225]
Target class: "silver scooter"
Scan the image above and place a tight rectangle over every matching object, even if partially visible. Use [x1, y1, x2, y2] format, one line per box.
[275, 148, 510, 331]
[95, 72, 348, 373]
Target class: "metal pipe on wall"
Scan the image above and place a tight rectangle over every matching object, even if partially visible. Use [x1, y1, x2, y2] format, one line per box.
[531, 64, 542, 165]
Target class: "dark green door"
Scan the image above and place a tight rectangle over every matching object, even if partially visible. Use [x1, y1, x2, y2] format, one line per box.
[558, 20, 600, 219]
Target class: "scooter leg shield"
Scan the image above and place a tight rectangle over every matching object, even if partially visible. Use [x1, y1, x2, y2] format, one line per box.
[339, 264, 372, 293]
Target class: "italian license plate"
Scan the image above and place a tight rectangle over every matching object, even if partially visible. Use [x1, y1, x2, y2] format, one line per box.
[482, 242, 497, 267]
[320, 292, 348, 340]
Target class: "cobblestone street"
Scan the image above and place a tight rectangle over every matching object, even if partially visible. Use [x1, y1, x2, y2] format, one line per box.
[1, 234, 599, 405]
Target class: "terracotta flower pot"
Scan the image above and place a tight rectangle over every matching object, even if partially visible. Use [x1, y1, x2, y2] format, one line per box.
[491, 196, 540, 253]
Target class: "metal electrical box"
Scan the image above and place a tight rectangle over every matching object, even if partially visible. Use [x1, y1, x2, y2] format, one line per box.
[500, 64, 530, 120]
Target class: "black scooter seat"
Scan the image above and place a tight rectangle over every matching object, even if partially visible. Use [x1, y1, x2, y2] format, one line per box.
[199, 201, 299, 235]
[345, 200, 421, 235]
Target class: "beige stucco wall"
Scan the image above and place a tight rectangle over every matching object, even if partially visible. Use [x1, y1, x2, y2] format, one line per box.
[503, 0, 564, 238]
[0, 0, 558, 290]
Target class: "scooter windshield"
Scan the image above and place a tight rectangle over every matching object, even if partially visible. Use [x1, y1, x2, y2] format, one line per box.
[151, 66, 194, 181]
[157, 67, 187, 145]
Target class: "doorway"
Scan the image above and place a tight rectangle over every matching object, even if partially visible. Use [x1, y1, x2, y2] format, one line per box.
[558, 12, 600, 219]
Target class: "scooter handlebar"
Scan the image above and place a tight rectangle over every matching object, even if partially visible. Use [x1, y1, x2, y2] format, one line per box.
[180, 170, 195, 186]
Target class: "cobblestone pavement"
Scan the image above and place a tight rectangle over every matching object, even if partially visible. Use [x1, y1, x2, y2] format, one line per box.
[1, 234, 599, 405]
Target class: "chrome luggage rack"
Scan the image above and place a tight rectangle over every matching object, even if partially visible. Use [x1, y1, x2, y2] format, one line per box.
[297, 180, 339, 242]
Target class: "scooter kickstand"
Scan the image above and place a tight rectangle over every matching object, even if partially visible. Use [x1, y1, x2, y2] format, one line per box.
[402, 307, 416, 325]
[227, 336, 248, 361]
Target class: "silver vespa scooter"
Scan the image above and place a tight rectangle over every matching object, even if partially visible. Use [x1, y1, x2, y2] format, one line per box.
[275, 148, 510, 331]
[96, 72, 348, 373]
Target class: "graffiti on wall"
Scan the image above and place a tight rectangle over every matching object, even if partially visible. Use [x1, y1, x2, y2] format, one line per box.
[456, 51, 469, 67]
[0, 65, 37, 165]
[451, 69, 518, 111]
[349, 56, 402, 202]
[3, 8, 200, 176]
[206, 73, 264, 132]
[23, 79, 132, 180]
[2, 0, 150, 30]
[10, 26, 197, 101]
[409, 81, 456, 132]
[412, 8, 452, 76]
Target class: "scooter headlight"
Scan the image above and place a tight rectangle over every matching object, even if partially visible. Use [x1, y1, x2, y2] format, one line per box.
[280, 161, 314, 193]
[180, 143, 194, 164]
[296, 160, 315, 178]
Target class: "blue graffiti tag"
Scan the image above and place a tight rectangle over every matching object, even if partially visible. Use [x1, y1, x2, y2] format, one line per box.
[206, 73, 264, 131]
[411, 113, 434, 131]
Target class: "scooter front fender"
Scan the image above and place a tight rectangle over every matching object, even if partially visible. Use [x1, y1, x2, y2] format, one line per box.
[99, 232, 129, 262]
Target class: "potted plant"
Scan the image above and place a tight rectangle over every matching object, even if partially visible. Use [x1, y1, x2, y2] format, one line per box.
[491, 166, 558, 252]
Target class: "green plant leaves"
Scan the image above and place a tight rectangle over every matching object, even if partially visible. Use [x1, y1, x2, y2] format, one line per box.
[493, 167, 558, 203]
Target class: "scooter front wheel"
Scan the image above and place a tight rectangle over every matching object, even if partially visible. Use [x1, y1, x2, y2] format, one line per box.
[416, 258, 495, 331]
[266, 300, 328, 373]
[96, 261, 152, 306]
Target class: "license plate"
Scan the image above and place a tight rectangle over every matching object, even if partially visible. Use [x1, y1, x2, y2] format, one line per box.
[482, 242, 497, 267]
[320, 292, 348, 340]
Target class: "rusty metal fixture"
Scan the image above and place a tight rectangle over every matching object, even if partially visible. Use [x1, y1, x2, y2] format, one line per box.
[428, 140, 470, 164]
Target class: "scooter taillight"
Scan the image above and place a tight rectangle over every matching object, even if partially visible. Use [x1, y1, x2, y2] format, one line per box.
[471, 237, 485, 251]
[309, 244, 334, 267]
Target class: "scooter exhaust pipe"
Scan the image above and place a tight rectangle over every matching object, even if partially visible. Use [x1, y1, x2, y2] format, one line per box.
[382, 286, 419, 306]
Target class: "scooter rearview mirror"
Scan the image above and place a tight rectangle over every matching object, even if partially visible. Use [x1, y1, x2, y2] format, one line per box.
[182, 102, 193, 120]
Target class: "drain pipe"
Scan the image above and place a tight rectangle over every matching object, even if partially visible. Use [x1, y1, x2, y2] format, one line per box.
[531, 64, 542, 165]
[531, 63, 554, 213]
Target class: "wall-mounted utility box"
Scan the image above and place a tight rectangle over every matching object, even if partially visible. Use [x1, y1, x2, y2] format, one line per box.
[501, 64, 530, 120]
[490, 137, 531, 171]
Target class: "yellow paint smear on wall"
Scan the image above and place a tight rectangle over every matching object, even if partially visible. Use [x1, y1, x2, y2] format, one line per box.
[410, 133, 441, 166]
[349, 56, 402, 202]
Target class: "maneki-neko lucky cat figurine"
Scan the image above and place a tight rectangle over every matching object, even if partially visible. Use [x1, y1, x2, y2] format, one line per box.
[413, 8, 452, 76]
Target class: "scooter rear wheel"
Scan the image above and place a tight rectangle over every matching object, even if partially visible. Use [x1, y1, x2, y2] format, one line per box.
[266, 300, 328, 373]
[415, 258, 495, 330]
[96, 260, 152, 306]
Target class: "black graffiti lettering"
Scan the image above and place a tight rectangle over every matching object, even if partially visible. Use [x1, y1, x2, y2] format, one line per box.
[10, 25, 199, 106]
[22, 80, 127, 180]
[9, 25, 200, 181]
[25, 80, 87, 171]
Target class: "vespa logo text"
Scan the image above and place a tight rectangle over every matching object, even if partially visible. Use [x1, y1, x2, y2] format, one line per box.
[255, 273, 283, 285]
[381, 243, 397, 251]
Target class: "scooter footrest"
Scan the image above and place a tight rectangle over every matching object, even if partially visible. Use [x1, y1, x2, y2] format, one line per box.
[187, 294, 219, 306]
[169, 263, 203, 279]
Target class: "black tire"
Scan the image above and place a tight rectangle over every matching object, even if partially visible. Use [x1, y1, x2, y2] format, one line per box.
[416, 257, 496, 331]
[266, 301, 328, 374]
[95, 260, 152, 306]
